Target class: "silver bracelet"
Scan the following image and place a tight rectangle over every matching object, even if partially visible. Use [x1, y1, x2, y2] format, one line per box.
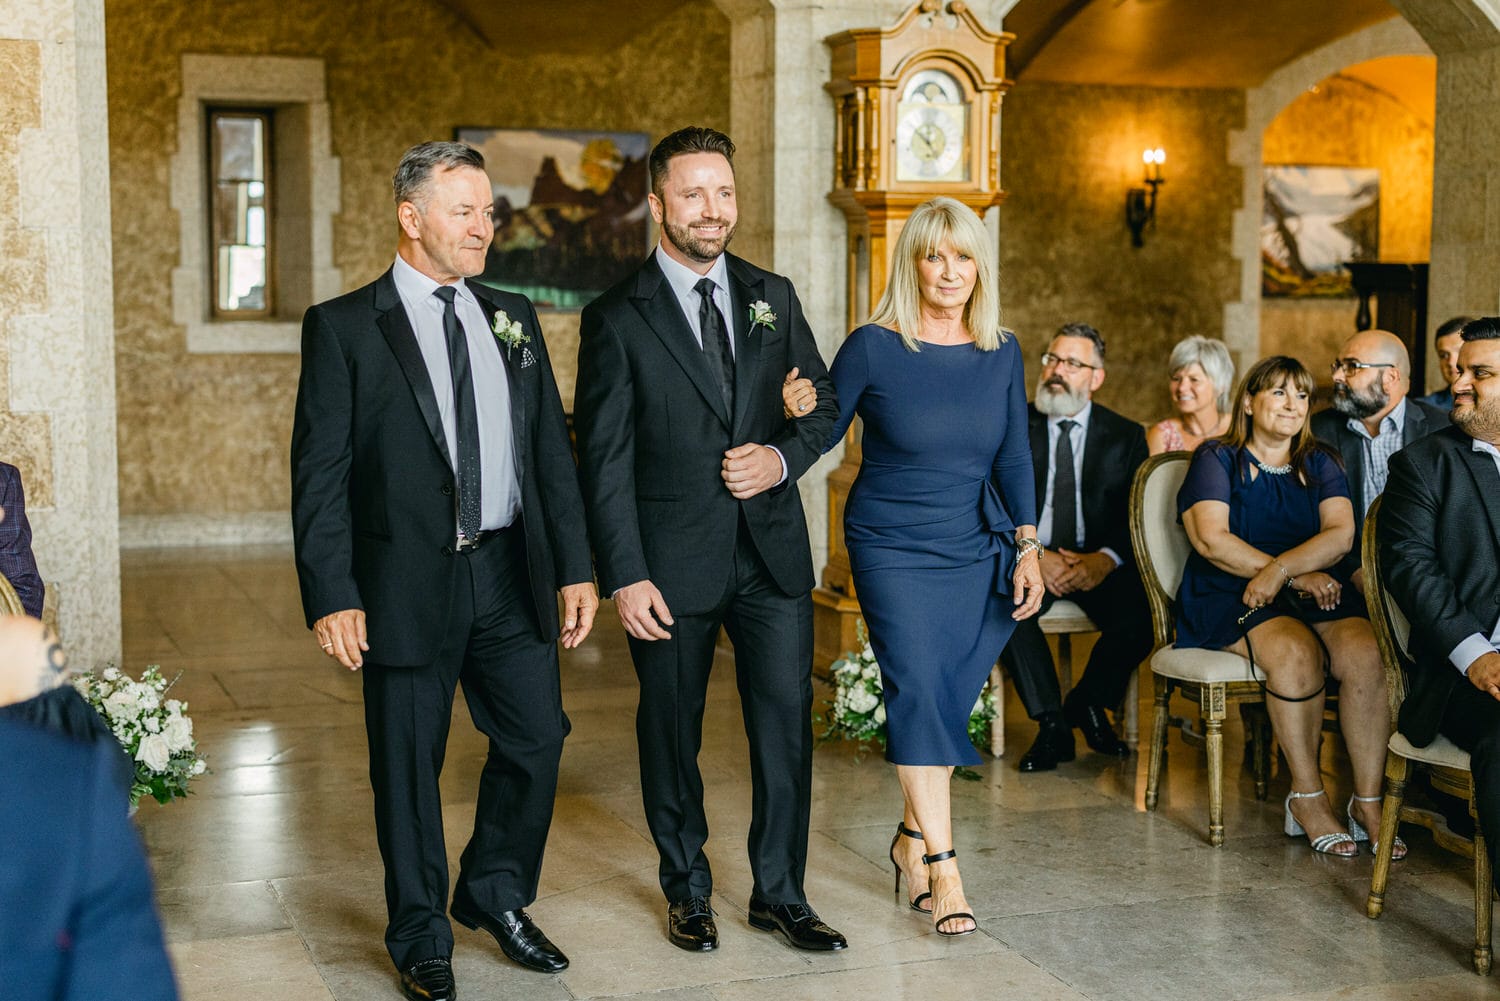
[1014, 537, 1044, 564]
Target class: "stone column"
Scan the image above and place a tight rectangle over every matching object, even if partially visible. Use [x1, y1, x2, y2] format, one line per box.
[0, 0, 121, 663]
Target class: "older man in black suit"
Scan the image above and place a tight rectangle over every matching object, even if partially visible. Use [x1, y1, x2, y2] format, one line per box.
[1000, 323, 1152, 771]
[291, 141, 597, 1000]
[1380, 317, 1500, 879]
[575, 126, 844, 954]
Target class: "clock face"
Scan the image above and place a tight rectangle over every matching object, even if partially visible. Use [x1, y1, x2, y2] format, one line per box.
[895, 69, 968, 183]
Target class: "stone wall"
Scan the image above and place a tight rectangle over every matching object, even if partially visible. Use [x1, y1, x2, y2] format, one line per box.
[998, 81, 1245, 423]
[105, 0, 731, 538]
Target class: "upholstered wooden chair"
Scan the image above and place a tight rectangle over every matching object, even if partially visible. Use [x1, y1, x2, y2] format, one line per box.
[0, 571, 56, 707]
[1362, 496, 1492, 975]
[1131, 451, 1271, 846]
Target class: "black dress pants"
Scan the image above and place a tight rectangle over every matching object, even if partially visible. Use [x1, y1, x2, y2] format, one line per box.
[1000, 565, 1154, 719]
[627, 519, 815, 906]
[1440, 678, 1500, 879]
[362, 525, 568, 970]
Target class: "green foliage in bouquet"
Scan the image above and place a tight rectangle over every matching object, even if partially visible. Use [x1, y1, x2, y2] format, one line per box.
[74, 666, 208, 809]
[820, 622, 997, 778]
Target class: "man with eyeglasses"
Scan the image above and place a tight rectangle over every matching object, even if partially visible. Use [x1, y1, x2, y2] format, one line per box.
[1000, 322, 1152, 771]
[1311, 329, 1448, 594]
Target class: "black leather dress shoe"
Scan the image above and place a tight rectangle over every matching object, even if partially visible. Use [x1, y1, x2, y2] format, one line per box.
[450, 897, 569, 973]
[1064, 699, 1130, 757]
[667, 895, 718, 951]
[1018, 718, 1076, 772]
[400, 957, 456, 1001]
[747, 897, 848, 951]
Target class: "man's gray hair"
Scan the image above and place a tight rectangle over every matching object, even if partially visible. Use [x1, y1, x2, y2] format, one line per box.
[1168, 335, 1236, 414]
[393, 141, 485, 207]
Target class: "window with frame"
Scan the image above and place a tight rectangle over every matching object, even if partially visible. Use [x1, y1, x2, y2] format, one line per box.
[208, 108, 274, 319]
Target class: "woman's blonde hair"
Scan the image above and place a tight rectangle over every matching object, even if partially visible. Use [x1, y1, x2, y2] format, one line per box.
[868, 196, 1004, 352]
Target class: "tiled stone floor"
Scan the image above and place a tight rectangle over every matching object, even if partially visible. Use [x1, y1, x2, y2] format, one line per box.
[122, 546, 1497, 1000]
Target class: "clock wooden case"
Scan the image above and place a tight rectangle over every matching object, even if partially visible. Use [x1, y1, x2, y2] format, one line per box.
[815, 1, 1012, 668]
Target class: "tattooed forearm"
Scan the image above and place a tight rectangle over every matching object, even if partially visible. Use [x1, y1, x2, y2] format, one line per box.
[38, 623, 67, 690]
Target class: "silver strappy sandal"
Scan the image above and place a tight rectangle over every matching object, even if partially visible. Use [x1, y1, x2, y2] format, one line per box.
[1284, 789, 1358, 856]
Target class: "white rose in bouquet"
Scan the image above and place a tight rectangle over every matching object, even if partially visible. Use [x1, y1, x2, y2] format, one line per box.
[163, 715, 194, 753]
[848, 686, 880, 715]
[136, 732, 171, 772]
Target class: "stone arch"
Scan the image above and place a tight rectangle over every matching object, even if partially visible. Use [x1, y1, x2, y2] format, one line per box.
[1222, 18, 1433, 365]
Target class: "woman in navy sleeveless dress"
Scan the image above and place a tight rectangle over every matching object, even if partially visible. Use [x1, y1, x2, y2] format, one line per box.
[1176, 355, 1399, 858]
[821, 198, 1042, 937]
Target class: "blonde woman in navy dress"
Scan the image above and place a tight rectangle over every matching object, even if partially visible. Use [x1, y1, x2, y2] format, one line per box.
[821, 197, 1044, 936]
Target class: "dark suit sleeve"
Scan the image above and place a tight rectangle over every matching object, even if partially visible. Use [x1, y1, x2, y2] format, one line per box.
[1379, 446, 1491, 667]
[574, 302, 650, 595]
[65, 740, 180, 1001]
[761, 278, 836, 484]
[0, 465, 45, 618]
[290, 305, 363, 625]
[520, 298, 594, 587]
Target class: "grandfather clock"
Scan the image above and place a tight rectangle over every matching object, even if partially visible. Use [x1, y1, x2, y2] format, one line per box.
[813, 0, 1012, 669]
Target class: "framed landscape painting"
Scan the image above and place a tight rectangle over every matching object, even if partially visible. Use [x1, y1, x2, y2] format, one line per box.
[1261, 165, 1379, 297]
[456, 127, 651, 309]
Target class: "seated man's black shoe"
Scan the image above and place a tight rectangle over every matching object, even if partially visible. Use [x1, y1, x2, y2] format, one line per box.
[667, 895, 718, 952]
[747, 896, 847, 951]
[451, 895, 569, 973]
[1018, 715, 1076, 772]
[1064, 697, 1130, 757]
[400, 957, 456, 1001]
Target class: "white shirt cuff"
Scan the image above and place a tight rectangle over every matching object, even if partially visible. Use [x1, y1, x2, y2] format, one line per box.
[768, 445, 788, 487]
[1100, 546, 1124, 568]
[1450, 634, 1497, 676]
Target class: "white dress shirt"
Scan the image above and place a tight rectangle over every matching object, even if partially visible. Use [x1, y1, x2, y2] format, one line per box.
[1450, 436, 1500, 675]
[391, 255, 520, 533]
[1038, 402, 1122, 566]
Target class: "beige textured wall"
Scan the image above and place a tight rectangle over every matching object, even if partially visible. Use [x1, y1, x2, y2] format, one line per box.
[998, 82, 1244, 423]
[0, 39, 53, 506]
[105, 0, 730, 520]
[1260, 73, 1433, 383]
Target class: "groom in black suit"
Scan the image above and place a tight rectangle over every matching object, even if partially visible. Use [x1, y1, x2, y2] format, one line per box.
[291, 142, 597, 1000]
[1380, 317, 1500, 880]
[574, 127, 845, 953]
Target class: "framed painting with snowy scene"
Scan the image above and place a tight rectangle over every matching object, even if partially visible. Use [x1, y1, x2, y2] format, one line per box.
[1261, 165, 1379, 298]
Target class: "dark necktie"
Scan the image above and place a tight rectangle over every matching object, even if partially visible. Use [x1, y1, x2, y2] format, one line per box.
[695, 277, 734, 412]
[1053, 419, 1079, 551]
[433, 285, 482, 541]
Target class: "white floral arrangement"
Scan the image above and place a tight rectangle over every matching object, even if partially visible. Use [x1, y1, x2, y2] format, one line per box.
[821, 622, 997, 774]
[492, 309, 530, 349]
[73, 666, 207, 809]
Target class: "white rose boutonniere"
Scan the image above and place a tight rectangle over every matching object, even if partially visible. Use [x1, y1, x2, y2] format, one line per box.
[748, 300, 777, 332]
[492, 310, 530, 349]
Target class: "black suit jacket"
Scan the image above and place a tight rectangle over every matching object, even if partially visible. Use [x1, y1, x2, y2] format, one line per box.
[1027, 403, 1148, 569]
[1310, 396, 1448, 522]
[574, 253, 836, 614]
[1379, 425, 1500, 746]
[0, 720, 178, 1001]
[291, 268, 593, 666]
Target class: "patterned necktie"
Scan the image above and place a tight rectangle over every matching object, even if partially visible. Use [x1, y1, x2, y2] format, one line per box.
[695, 277, 735, 412]
[1053, 419, 1079, 551]
[433, 286, 481, 541]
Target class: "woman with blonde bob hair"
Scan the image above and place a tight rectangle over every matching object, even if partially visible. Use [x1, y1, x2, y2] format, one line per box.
[1175, 355, 1401, 859]
[1147, 335, 1235, 454]
[814, 196, 1044, 936]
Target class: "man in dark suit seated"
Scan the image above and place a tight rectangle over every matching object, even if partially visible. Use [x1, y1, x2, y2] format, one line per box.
[1419, 315, 1474, 409]
[1379, 317, 1500, 880]
[0, 620, 178, 1001]
[1312, 329, 1447, 594]
[1000, 323, 1152, 771]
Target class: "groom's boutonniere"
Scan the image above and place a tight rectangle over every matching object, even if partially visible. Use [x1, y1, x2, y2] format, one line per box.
[492, 310, 530, 349]
[748, 300, 777, 332]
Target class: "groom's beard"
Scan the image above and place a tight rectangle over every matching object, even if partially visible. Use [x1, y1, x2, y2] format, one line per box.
[662, 213, 736, 264]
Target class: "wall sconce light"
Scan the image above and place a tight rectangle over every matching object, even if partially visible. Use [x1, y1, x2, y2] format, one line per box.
[1126, 147, 1165, 248]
